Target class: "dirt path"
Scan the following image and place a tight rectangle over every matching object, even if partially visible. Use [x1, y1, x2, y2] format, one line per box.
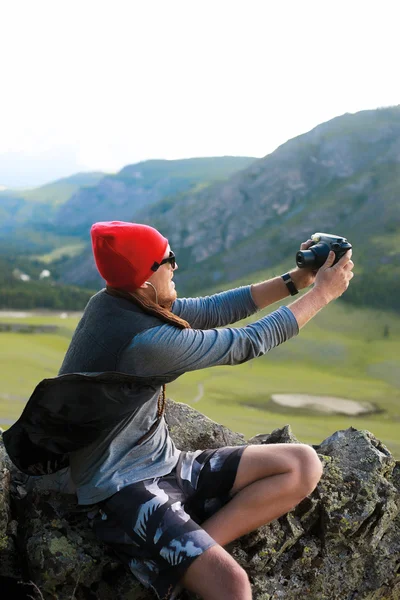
[192, 383, 205, 403]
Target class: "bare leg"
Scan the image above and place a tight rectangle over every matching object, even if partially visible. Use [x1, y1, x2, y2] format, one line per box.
[180, 444, 322, 598]
[201, 443, 323, 545]
[180, 544, 252, 600]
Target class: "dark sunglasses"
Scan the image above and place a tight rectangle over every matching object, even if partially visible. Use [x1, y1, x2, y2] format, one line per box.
[151, 251, 176, 272]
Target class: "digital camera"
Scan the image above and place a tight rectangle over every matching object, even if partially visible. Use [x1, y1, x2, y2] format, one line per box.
[296, 233, 352, 269]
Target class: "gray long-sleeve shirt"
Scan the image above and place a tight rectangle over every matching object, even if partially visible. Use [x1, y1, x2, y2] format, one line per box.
[70, 286, 299, 504]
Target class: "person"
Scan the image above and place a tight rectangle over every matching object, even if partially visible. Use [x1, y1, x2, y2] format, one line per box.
[58, 220, 354, 600]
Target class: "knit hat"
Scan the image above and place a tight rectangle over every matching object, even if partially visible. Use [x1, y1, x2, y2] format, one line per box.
[91, 221, 169, 291]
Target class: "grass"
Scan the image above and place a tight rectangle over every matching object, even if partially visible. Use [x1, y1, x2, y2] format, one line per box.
[7, 172, 105, 206]
[20, 182, 86, 206]
[31, 242, 86, 263]
[0, 312, 80, 425]
[0, 301, 399, 458]
[167, 300, 400, 457]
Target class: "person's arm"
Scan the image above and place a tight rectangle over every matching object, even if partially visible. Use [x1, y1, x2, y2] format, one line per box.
[250, 274, 298, 309]
[118, 306, 298, 378]
[171, 286, 259, 329]
[119, 249, 353, 378]
[250, 238, 318, 309]
[171, 239, 317, 328]
[287, 249, 354, 328]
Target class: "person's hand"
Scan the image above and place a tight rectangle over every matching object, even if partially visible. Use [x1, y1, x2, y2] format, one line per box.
[290, 239, 318, 291]
[313, 249, 354, 302]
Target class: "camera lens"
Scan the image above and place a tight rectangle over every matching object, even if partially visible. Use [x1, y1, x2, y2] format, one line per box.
[296, 250, 316, 268]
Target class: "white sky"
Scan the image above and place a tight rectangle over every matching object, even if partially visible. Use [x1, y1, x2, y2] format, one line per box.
[0, 0, 399, 184]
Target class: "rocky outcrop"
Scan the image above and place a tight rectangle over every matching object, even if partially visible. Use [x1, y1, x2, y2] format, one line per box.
[1, 400, 399, 600]
[0, 438, 22, 597]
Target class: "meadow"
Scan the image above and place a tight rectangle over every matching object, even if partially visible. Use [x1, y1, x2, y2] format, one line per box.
[0, 299, 399, 458]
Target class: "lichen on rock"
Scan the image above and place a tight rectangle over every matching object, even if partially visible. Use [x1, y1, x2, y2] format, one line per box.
[0, 401, 399, 599]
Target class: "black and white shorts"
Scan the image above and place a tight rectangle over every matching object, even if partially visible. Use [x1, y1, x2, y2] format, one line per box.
[92, 445, 246, 600]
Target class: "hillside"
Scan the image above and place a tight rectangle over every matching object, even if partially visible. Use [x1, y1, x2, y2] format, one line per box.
[0, 157, 256, 309]
[2, 109, 400, 312]
[1, 300, 399, 458]
[0, 172, 105, 232]
[57, 107, 400, 312]
[15, 171, 105, 204]
[0, 157, 255, 242]
[51, 156, 257, 235]
[144, 108, 400, 304]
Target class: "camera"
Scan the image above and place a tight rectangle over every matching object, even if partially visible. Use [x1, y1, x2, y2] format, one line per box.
[296, 233, 352, 269]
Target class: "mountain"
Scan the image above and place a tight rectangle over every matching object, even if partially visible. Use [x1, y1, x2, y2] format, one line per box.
[0, 157, 256, 236]
[60, 107, 400, 311]
[0, 157, 256, 309]
[148, 108, 400, 281]
[51, 157, 258, 235]
[14, 172, 106, 204]
[0, 172, 105, 233]
[143, 108, 400, 306]
[2, 109, 400, 312]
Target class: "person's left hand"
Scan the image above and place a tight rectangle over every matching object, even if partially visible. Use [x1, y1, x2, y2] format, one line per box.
[289, 239, 318, 291]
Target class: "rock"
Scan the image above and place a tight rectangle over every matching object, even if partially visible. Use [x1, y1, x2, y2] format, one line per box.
[0, 445, 11, 555]
[0, 439, 23, 591]
[248, 424, 300, 445]
[235, 427, 400, 600]
[21, 493, 153, 600]
[165, 398, 246, 450]
[1, 402, 399, 599]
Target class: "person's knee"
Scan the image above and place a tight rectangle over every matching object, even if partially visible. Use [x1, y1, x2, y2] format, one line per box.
[229, 562, 251, 594]
[293, 444, 323, 497]
[217, 561, 251, 600]
[182, 545, 251, 600]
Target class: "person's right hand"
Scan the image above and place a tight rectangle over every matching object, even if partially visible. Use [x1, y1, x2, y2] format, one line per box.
[313, 249, 354, 303]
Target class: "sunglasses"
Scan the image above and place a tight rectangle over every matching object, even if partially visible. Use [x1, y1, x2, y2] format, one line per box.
[151, 251, 176, 272]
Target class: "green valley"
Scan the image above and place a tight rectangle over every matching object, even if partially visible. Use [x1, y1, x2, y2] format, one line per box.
[1, 297, 399, 458]
[0, 109, 399, 460]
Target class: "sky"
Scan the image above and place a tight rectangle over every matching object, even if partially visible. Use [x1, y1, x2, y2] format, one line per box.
[0, 0, 399, 187]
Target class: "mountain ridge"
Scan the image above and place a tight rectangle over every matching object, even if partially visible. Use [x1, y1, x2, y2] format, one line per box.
[1, 108, 399, 311]
[59, 107, 400, 311]
[0, 172, 106, 232]
[52, 156, 258, 234]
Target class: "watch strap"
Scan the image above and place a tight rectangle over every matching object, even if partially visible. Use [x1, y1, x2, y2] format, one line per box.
[281, 273, 299, 296]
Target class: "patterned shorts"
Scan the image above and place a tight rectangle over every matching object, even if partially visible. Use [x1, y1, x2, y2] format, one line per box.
[92, 445, 246, 600]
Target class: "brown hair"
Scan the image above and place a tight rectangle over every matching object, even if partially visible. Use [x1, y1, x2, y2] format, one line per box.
[106, 286, 191, 329]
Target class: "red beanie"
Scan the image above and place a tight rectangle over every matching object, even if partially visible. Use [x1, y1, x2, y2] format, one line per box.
[91, 221, 169, 291]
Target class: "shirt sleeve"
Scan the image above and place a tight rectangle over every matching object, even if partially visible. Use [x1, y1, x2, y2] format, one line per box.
[171, 286, 259, 329]
[118, 306, 299, 378]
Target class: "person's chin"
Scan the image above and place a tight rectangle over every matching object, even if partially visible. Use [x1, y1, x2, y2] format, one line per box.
[160, 290, 177, 309]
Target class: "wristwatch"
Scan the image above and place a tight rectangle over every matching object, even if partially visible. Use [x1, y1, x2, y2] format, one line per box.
[281, 273, 299, 296]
